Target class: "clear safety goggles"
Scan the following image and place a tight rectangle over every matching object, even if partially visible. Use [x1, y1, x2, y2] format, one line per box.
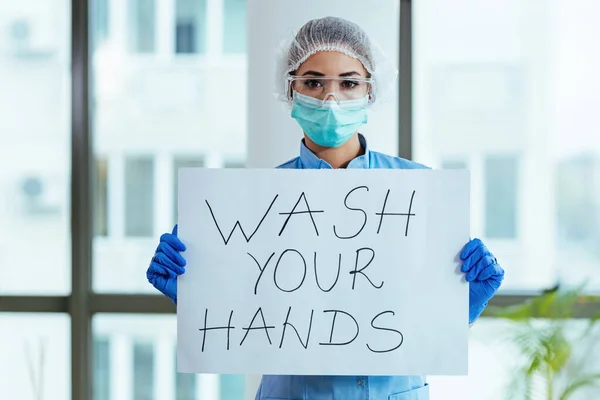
[286, 76, 374, 104]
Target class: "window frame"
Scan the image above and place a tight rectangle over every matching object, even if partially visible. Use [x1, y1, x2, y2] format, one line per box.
[0, 1, 598, 400]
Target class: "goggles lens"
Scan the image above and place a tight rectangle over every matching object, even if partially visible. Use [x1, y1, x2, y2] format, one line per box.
[288, 76, 373, 102]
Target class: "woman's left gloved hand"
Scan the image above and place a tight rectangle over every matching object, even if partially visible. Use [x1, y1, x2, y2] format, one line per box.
[460, 238, 505, 324]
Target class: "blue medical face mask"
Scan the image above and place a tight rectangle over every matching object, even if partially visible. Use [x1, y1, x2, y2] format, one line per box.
[291, 92, 369, 148]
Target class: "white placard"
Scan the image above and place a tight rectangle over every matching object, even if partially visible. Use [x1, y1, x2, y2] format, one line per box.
[177, 168, 470, 376]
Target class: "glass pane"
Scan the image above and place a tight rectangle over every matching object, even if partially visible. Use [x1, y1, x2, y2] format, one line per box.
[129, 0, 156, 53]
[95, 158, 109, 237]
[223, 160, 245, 168]
[442, 159, 468, 170]
[93, 315, 247, 399]
[223, 0, 246, 54]
[173, 156, 204, 225]
[219, 374, 245, 399]
[133, 341, 155, 399]
[0, 314, 70, 399]
[0, 0, 71, 295]
[175, 0, 207, 54]
[91, 0, 247, 292]
[125, 156, 155, 237]
[94, 338, 111, 400]
[414, 0, 600, 291]
[484, 155, 519, 239]
[91, 0, 109, 48]
[176, 346, 198, 400]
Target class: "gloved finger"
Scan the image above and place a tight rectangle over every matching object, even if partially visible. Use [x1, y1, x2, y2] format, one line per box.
[157, 241, 187, 267]
[160, 231, 186, 252]
[473, 257, 500, 282]
[172, 224, 178, 236]
[469, 281, 492, 305]
[460, 240, 484, 272]
[146, 264, 178, 303]
[488, 265, 505, 285]
[148, 277, 164, 293]
[460, 238, 483, 261]
[147, 269, 168, 290]
[147, 261, 177, 281]
[148, 274, 167, 288]
[148, 274, 177, 302]
[152, 253, 185, 276]
[461, 243, 490, 273]
[466, 254, 495, 281]
[480, 276, 502, 295]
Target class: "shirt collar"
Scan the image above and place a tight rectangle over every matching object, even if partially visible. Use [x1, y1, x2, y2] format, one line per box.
[298, 133, 371, 169]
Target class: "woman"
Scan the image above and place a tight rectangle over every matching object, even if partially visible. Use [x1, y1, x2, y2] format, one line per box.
[147, 16, 505, 400]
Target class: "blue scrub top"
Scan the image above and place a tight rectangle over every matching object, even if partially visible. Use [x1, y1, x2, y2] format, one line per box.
[255, 134, 430, 400]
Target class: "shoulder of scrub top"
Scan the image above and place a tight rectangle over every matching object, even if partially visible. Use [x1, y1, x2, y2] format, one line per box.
[275, 157, 302, 169]
[369, 150, 431, 170]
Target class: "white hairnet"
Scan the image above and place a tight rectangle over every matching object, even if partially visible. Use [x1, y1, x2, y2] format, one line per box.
[275, 16, 398, 107]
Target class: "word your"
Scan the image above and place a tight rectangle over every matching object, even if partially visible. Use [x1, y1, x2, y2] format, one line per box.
[205, 187, 417, 245]
[198, 306, 404, 354]
[248, 247, 384, 294]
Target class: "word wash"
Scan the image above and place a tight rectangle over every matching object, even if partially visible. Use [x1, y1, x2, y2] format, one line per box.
[197, 186, 417, 354]
[206, 187, 417, 244]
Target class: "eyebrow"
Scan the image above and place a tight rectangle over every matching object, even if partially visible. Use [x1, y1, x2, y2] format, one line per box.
[301, 71, 363, 77]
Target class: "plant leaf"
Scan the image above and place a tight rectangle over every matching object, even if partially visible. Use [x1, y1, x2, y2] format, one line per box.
[559, 373, 600, 400]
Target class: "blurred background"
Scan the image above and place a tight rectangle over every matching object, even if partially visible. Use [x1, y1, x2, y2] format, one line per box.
[0, 0, 599, 399]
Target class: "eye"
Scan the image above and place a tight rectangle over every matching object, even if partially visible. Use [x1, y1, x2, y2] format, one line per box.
[340, 80, 360, 90]
[302, 79, 323, 89]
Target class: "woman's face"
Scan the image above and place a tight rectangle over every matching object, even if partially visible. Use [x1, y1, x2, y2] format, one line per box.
[293, 51, 369, 101]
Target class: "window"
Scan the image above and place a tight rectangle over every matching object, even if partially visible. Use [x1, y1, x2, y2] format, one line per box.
[92, 0, 247, 293]
[0, 1, 70, 295]
[175, 0, 207, 54]
[224, 159, 245, 168]
[9, 19, 31, 54]
[129, 0, 156, 53]
[91, 0, 109, 47]
[175, 348, 197, 400]
[94, 338, 110, 400]
[176, 373, 196, 399]
[133, 342, 155, 400]
[94, 158, 108, 237]
[125, 156, 155, 237]
[484, 155, 518, 239]
[0, 314, 70, 399]
[220, 375, 245, 399]
[176, 23, 196, 54]
[442, 159, 468, 170]
[413, 0, 600, 288]
[556, 155, 600, 254]
[173, 156, 204, 223]
[223, 0, 246, 54]
[4, 1, 600, 400]
[414, 0, 600, 395]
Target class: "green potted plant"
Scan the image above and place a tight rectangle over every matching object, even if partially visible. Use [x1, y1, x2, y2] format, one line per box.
[487, 284, 600, 400]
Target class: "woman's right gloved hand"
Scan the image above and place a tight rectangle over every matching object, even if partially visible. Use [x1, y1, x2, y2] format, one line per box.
[146, 225, 187, 304]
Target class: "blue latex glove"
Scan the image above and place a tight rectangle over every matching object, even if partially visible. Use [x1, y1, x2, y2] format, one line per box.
[460, 238, 504, 324]
[146, 225, 187, 304]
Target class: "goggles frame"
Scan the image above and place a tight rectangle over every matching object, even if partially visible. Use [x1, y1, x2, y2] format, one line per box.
[286, 75, 375, 104]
